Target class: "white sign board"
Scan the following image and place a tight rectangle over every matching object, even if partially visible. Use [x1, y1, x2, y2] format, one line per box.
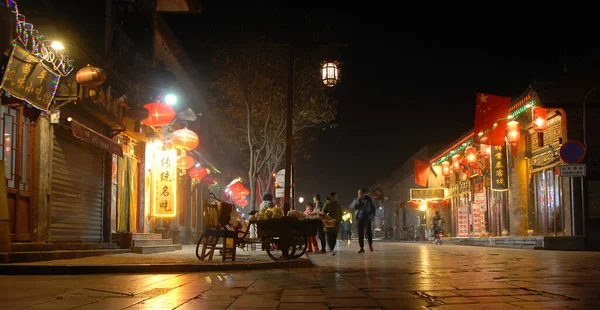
[275, 188, 285, 198]
[275, 169, 285, 187]
[560, 164, 586, 177]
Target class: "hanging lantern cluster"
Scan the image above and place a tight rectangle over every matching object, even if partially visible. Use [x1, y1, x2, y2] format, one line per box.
[321, 61, 340, 87]
[177, 155, 195, 170]
[188, 166, 208, 180]
[507, 121, 521, 145]
[171, 128, 199, 151]
[532, 107, 548, 148]
[465, 146, 477, 164]
[228, 182, 249, 207]
[142, 101, 176, 127]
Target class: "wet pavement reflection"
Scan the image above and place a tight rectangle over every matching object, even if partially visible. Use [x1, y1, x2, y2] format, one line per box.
[1, 240, 600, 309]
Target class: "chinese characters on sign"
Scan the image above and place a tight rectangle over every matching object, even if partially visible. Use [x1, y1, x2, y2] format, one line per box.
[81, 84, 126, 127]
[0, 45, 60, 111]
[491, 144, 509, 191]
[409, 188, 446, 200]
[153, 149, 177, 217]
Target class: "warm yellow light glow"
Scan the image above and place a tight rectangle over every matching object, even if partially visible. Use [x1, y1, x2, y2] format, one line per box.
[298, 197, 304, 203]
[153, 149, 177, 217]
[419, 201, 427, 211]
[51, 41, 65, 50]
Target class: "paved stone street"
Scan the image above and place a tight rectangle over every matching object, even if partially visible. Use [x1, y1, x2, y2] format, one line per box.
[1, 241, 600, 309]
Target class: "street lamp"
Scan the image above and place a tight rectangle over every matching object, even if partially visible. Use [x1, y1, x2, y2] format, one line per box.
[165, 94, 178, 105]
[321, 61, 340, 87]
[51, 41, 65, 50]
[298, 197, 304, 204]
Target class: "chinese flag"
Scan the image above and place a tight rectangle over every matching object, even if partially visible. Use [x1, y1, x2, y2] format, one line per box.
[413, 158, 430, 187]
[474, 93, 510, 146]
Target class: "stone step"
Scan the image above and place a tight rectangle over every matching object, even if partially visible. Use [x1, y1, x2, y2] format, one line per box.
[132, 239, 173, 247]
[1, 249, 130, 263]
[132, 233, 164, 240]
[131, 244, 182, 254]
[11, 243, 120, 252]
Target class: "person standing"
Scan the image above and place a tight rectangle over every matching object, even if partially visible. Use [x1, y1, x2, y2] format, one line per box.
[304, 203, 320, 253]
[322, 192, 342, 255]
[313, 194, 327, 253]
[350, 188, 377, 253]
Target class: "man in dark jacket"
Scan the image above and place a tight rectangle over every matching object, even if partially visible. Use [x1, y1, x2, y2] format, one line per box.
[350, 188, 377, 253]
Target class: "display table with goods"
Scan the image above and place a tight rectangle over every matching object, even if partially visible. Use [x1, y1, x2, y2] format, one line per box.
[196, 194, 324, 262]
[248, 207, 323, 261]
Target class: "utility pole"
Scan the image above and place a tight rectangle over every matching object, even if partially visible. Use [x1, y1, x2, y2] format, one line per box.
[283, 45, 295, 215]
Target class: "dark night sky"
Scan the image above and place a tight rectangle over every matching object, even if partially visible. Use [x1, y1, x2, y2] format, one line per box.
[166, 1, 593, 205]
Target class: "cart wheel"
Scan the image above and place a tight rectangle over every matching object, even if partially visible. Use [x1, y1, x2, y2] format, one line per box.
[195, 233, 206, 259]
[290, 237, 307, 258]
[265, 237, 295, 261]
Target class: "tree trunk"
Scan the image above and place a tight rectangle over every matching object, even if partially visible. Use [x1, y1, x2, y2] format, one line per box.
[249, 174, 257, 212]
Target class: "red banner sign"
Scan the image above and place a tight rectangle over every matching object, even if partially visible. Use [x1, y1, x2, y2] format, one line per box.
[71, 120, 123, 157]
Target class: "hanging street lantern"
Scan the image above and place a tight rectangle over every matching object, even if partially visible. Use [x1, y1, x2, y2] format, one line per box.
[321, 61, 340, 87]
[465, 146, 477, 164]
[142, 101, 176, 127]
[126, 105, 150, 133]
[171, 128, 199, 151]
[441, 161, 451, 177]
[230, 182, 244, 192]
[507, 120, 521, 145]
[532, 107, 548, 148]
[177, 155, 195, 170]
[451, 155, 462, 172]
[188, 167, 208, 180]
[76, 65, 107, 87]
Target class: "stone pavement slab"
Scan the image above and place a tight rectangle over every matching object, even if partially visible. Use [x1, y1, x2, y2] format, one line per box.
[0, 241, 600, 309]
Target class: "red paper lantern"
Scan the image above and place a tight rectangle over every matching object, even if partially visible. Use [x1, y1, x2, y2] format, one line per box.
[441, 161, 451, 177]
[451, 155, 462, 172]
[465, 146, 477, 163]
[142, 101, 176, 127]
[188, 167, 207, 179]
[480, 143, 491, 158]
[171, 128, 200, 151]
[177, 155, 195, 170]
[507, 120, 520, 144]
[230, 183, 244, 192]
[239, 200, 248, 207]
[532, 107, 548, 131]
[239, 188, 250, 196]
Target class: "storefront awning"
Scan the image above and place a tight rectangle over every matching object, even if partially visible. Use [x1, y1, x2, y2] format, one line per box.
[71, 119, 123, 157]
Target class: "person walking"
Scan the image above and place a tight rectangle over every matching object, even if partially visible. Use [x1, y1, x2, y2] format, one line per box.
[350, 188, 377, 253]
[304, 203, 320, 253]
[322, 192, 342, 255]
[313, 194, 327, 253]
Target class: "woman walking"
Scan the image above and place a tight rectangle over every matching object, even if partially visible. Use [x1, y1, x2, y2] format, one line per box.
[322, 192, 342, 255]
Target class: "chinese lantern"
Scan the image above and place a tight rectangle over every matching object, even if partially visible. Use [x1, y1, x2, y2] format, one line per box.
[465, 146, 477, 164]
[76, 65, 106, 87]
[239, 200, 248, 207]
[171, 128, 199, 151]
[441, 161, 451, 177]
[230, 182, 244, 192]
[451, 155, 462, 172]
[532, 107, 548, 131]
[126, 106, 150, 133]
[480, 143, 491, 158]
[532, 107, 547, 148]
[142, 101, 176, 127]
[239, 188, 250, 197]
[507, 120, 520, 144]
[177, 155, 195, 170]
[188, 167, 207, 179]
[321, 61, 340, 87]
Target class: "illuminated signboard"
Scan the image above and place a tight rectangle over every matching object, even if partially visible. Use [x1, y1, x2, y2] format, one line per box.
[153, 149, 177, 217]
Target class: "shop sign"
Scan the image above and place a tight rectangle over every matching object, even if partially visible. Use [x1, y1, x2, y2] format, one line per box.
[0, 44, 60, 111]
[491, 144, 509, 191]
[71, 120, 123, 157]
[153, 149, 177, 217]
[410, 188, 446, 200]
[81, 84, 126, 127]
[559, 164, 586, 177]
[459, 180, 470, 194]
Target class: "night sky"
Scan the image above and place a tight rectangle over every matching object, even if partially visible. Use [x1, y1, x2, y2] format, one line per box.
[166, 1, 592, 205]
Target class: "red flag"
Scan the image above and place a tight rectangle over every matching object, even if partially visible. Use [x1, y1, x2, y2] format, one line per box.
[413, 158, 430, 187]
[474, 93, 510, 146]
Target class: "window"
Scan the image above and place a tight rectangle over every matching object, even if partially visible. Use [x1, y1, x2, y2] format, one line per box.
[0, 104, 32, 191]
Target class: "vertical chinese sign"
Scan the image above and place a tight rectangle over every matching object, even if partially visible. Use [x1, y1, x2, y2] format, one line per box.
[153, 149, 177, 217]
[0, 45, 60, 111]
[491, 144, 509, 191]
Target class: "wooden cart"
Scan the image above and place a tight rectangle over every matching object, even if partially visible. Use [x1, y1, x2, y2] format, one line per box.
[254, 218, 321, 261]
